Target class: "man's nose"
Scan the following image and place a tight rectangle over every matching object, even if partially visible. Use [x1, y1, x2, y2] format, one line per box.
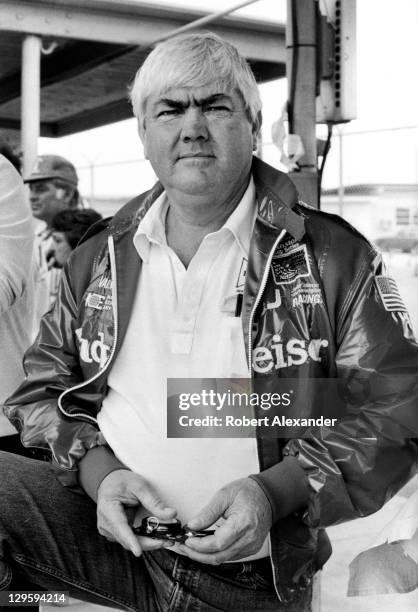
[180, 107, 209, 141]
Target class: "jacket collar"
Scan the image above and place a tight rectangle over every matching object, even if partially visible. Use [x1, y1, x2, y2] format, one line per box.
[107, 157, 304, 242]
[107, 182, 164, 238]
[251, 156, 305, 241]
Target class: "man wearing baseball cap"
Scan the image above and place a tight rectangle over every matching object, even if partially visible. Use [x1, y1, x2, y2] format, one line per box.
[25, 154, 80, 225]
[25, 155, 81, 336]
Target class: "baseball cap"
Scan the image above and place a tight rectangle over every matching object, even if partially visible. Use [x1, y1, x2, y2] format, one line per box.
[24, 155, 78, 187]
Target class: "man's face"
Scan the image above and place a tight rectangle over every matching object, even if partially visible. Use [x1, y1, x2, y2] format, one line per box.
[51, 231, 72, 267]
[29, 180, 69, 225]
[141, 83, 259, 202]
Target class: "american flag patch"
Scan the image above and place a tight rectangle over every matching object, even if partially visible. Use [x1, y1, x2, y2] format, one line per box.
[375, 276, 407, 312]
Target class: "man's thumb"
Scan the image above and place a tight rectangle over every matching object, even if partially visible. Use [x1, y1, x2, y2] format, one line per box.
[186, 490, 227, 530]
[138, 486, 176, 519]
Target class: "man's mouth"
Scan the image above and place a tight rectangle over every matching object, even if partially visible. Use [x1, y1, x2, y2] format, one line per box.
[178, 153, 214, 159]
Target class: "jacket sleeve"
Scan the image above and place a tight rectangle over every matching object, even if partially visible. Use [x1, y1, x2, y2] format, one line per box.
[4, 258, 106, 487]
[282, 254, 418, 528]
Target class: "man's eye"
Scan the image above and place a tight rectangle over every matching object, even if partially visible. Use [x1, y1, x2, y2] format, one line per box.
[206, 105, 230, 112]
[157, 109, 182, 117]
[204, 106, 232, 117]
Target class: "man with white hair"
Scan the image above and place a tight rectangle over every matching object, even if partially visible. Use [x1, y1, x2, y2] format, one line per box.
[1, 33, 417, 610]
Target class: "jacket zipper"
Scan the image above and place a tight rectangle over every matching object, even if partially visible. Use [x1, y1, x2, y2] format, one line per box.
[247, 229, 286, 367]
[247, 228, 286, 603]
[57, 235, 119, 423]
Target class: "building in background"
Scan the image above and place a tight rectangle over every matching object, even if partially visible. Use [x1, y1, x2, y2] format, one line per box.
[322, 184, 418, 248]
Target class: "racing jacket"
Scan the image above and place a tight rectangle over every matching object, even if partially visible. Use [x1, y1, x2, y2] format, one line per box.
[5, 157, 418, 603]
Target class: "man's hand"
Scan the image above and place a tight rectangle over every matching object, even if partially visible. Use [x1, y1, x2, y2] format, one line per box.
[96, 469, 177, 557]
[177, 478, 272, 564]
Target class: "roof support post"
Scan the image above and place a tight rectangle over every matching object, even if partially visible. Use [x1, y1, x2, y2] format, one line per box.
[286, 0, 318, 207]
[21, 34, 41, 178]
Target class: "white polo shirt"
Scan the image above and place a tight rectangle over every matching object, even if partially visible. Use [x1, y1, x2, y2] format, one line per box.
[98, 178, 269, 559]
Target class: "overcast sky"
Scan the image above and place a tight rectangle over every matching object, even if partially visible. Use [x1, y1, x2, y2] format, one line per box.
[38, 0, 418, 196]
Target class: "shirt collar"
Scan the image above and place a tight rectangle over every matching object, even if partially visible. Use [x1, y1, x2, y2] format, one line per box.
[134, 191, 168, 263]
[133, 176, 256, 262]
[222, 176, 256, 257]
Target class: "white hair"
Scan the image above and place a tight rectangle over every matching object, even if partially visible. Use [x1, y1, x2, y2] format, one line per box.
[130, 32, 262, 131]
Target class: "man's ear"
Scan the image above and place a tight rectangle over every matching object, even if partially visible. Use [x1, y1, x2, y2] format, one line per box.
[57, 186, 73, 205]
[252, 110, 262, 151]
[55, 185, 76, 208]
[138, 119, 149, 160]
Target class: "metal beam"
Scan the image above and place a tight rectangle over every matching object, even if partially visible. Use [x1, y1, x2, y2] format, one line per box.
[21, 34, 41, 177]
[48, 99, 133, 137]
[286, 0, 318, 207]
[0, 41, 135, 106]
[0, 118, 52, 134]
[0, 0, 285, 63]
[249, 60, 286, 83]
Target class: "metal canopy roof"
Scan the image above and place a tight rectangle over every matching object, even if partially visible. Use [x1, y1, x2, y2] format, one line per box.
[0, 0, 286, 145]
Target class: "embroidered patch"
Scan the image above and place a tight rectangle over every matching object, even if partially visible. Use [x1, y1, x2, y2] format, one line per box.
[85, 292, 112, 311]
[274, 236, 298, 255]
[98, 274, 112, 290]
[271, 245, 311, 285]
[290, 281, 323, 309]
[375, 276, 407, 312]
[85, 292, 105, 310]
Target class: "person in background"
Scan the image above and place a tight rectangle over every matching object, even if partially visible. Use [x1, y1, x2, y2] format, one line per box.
[1, 33, 417, 611]
[49, 208, 103, 267]
[0, 155, 34, 454]
[25, 154, 81, 337]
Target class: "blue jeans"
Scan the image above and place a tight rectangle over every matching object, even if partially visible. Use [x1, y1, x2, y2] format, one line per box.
[0, 452, 312, 611]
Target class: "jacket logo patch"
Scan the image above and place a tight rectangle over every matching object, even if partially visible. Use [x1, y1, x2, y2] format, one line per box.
[271, 245, 311, 285]
[290, 281, 323, 309]
[98, 275, 112, 290]
[252, 336, 329, 373]
[274, 236, 299, 255]
[85, 292, 112, 311]
[261, 289, 282, 316]
[266, 289, 282, 310]
[86, 292, 104, 310]
[75, 329, 111, 368]
[375, 276, 407, 312]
